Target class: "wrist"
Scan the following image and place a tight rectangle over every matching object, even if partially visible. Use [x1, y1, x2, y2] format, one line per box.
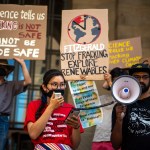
[20, 61, 26, 67]
[47, 104, 55, 111]
[107, 81, 112, 86]
[116, 118, 123, 124]
[73, 124, 80, 130]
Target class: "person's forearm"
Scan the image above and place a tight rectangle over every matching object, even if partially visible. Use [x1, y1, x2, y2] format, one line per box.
[107, 80, 112, 87]
[71, 127, 81, 149]
[28, 105, 54, 139]
[111, 119, 123, 149]
[20, 61, 32, 86]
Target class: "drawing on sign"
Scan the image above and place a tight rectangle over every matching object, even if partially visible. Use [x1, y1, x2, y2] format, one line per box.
[68, 15, 101, 44]
[60, 9, 109, 80]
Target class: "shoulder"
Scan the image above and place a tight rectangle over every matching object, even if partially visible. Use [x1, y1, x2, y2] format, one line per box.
[5, 80, 24, 87]
[28, 99, 41, 108]
[63, 102, 74, 108]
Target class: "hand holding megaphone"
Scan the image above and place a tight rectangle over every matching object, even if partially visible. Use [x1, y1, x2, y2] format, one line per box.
[115, 104, 127, 121]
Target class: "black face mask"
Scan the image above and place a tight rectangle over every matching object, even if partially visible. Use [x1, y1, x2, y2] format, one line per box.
[45, 89, 65, 98]
[0, 68, 7, 76]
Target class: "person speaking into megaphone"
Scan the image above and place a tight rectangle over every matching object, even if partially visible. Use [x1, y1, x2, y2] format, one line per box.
[111, 63, 150, 150]
[92, 67, 128, 150]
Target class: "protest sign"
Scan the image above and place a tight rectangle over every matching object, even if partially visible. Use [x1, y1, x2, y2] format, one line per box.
[0, 4, 47, 60]
[60, 9, 109, 80]
[68, 80, 103, 128]
[109, 37, 142, 70]
[139, 57, 150, 65]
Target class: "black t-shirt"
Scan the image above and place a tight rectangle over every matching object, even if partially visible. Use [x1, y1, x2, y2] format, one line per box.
[112, 97, 150, 150]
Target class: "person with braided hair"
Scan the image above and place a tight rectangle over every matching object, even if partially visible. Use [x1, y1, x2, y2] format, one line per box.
[24, 69, 84, 150]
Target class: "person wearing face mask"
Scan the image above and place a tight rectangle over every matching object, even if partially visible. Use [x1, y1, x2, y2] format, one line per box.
[0, 58, 32, 150]
[24, 69, 84, 150]
[111, 63, 150, 150]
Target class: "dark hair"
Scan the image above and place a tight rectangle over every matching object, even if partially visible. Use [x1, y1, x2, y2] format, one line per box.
[104, 67, 128, 91]
[129, 63, 150, 75]
[35, 69, 65, 120]
[110, 67, 128, 81]
[40, 69, 65, 94]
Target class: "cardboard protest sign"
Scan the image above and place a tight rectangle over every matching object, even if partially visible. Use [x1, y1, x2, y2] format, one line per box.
[0, 4, 47, 60]
[68, 80, 103, 128]
[139, 57, 150, 65]
[60, 9, 109, 80]
[109, 37, 142, 70]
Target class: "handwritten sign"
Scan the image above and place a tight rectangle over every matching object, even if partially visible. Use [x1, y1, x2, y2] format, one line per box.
[60, 9, 109, 80]
[109, 37, 142, 69]
[139, 57, 150, 65]
[0, 4, 47, 60]
[68, 80, 103, 128]
[80, 109, 102, 128]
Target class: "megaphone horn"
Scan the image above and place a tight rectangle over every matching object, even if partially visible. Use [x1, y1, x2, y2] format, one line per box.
[111, 75, 141, 104]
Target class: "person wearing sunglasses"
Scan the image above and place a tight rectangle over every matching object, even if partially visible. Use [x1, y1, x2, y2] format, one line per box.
[111, 63, 150, 150]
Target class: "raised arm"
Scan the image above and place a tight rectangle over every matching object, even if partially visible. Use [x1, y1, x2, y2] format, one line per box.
[14, 58, 32, 86]
[102, 73, 112, 89]
[111, 104, 126, 149]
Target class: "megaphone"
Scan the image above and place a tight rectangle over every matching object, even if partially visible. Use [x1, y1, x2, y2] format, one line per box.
[111, 75, 141, 104]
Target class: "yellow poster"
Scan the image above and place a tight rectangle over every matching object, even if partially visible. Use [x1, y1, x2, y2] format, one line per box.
[109, 37, 142, 69]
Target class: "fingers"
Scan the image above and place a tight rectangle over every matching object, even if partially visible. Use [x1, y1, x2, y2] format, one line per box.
[49, 95, 64, 108]
[104, 73, 111, 79]
[65, 116, 80, 129]
[121, 112, 125, 119]
[51, 92, 55, 98]
[116, 104, 127, 120]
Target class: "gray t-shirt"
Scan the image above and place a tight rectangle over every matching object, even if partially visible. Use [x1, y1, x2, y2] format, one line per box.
[0, 80, 26, 114]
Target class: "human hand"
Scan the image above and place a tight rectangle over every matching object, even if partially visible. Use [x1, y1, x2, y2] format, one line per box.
[115, 104, 127, 121]
[65, 115, 80, 129]
[104, 73, 112, 83]
[13, 57, 25, 65]
[48, 93, 64, 110]
[103, 73, 112, 89]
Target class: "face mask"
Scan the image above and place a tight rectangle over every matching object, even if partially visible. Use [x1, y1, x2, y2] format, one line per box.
[45, 89, 65, 98]
[0, 68, 7, 76]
